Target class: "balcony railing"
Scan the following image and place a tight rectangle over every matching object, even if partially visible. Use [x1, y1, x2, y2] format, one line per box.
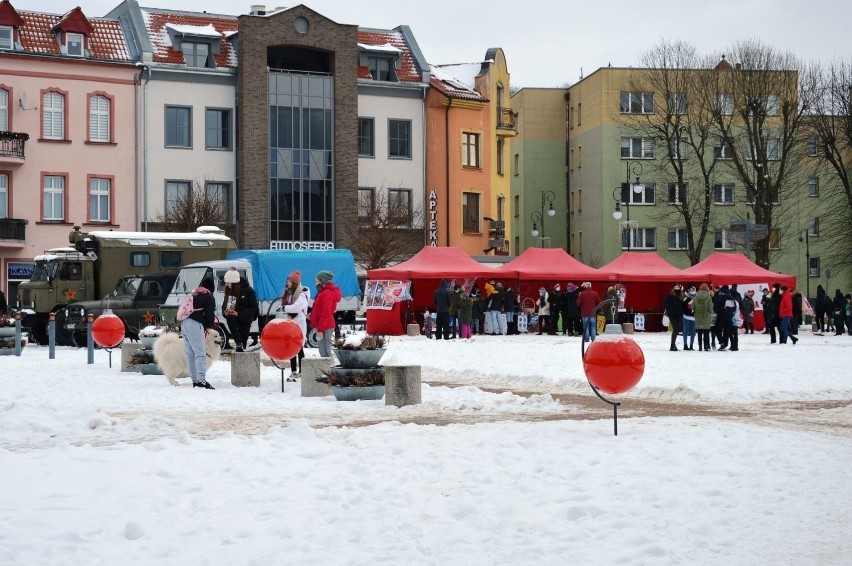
[0, 131, 28, 163]
[497, 107, 517, 132]
[0, 218, 28, 241]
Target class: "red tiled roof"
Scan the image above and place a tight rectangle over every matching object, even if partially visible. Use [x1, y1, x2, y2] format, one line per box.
[142, 9, 238, 68]
[16, 8, 130, 60]
[357, 29, 423, 83]
[429, 65, 488, 102]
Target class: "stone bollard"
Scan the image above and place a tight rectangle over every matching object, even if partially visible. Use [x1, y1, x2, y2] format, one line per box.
[301, 357, 333, 397]
[121, 342, 145, 372]
[406, 323, 420, 337]
[231, 351, 261, 387]
[621, 323, 635, 334]
[384, 365, 421, 407]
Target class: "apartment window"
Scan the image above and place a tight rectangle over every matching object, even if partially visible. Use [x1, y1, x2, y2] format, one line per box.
[88, 95, 110, 142]
[620, 92, 654, 114]
[42, 91, 65, 140]
[578, 145, 583, 168]
[714, 137, 733, 159]
[462, 192, 480, 233]
[358, 118, 374, 157]
[622, 227, 655, 250]
[182, 42, 211, 68]
[389, 188, 412, 226]
[89, 177, 110, 222]
[620, 137, 655, 159]
[462, 132, 481, 168]
[807, 137, 818, 157]
[809, 216, 819, 237]
[768, 228, 780, 249]
[668, 92, 687, 114]
[358, 187, 375, 220]
[667, 183, 686, 204]
[43, 175, 65, 221]
[0, 173, 7, 218]
[368, 57, 396, 82]
[746, 138, 779, 160]
[668, 228, 688, 250]
[205, 181, 232, 222]
[621, 182, 655, 205]
[497, 138, 504, 175]
[716, 93, 733, 116]
[578, 188, 583, 211]
[809, 257, 820, 278]
[165, 106, 191, 148]
[0, 88, 7, 130]
[165, 180, 191, 218]
[808, 177, 819, 197]
[570, 191, 575, 213]
[0, 26, 12, 50]
[513, 153, 519, 176]
[388, 119, 411, 159]
[669, 138, 688, 159]
[577, 102, 582, 126]
[714, 184, 734, 204]
[747, 94, 779, 116]
[205, 108, 231, 150]
[570, 148, 574, 171]
[66, 32, 83, 56]
[714, 229, 734, 250]
[513, 194, 519, 218]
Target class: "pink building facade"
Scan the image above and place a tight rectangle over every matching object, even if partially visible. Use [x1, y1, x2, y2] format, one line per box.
[0, 1, 138, 301]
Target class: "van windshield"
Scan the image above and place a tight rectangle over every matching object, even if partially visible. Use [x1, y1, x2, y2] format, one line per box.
[171, 267, 213, 295]
[112, 276, 142, 298]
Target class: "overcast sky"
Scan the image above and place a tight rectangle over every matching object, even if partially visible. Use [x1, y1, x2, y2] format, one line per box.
[29, 0, 851, 88]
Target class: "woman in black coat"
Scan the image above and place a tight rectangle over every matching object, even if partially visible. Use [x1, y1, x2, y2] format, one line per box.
[815, 285, 827, 333]
[663, 285, 685, 351]
[833, 289, 847, 335]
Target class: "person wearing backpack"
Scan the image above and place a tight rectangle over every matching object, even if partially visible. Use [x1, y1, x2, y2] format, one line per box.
[282, 270, 309, 380]
[182, 276, 217, 389]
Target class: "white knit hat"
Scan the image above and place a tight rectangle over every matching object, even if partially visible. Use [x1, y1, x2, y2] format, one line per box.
[224, 268, 240, 284]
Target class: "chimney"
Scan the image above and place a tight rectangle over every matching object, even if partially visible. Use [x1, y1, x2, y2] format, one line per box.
[735, 63, 742, 70]
[250, 4, 267, 15]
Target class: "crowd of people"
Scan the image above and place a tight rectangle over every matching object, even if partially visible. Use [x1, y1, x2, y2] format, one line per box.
[426, 278, 852, 348]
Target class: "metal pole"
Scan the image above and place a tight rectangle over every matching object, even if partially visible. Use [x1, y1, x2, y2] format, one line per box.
[14, 312, 22, 357]
[48, 312, 56, 359]
[87, 314, 94, 365]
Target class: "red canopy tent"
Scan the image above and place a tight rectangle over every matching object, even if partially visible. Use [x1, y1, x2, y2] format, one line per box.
[680, 252, 796, 287]
[598, 252, 688, 330]
[366, 247, 491, 334]
[491, 247, 604, 281]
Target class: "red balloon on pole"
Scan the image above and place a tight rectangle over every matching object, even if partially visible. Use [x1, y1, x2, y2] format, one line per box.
[91, 312, 125, 348]
[261, 318, 303, 361]
[583, 332, 645, 395]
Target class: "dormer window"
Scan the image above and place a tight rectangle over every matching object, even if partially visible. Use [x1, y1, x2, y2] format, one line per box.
[66, 32, 84, 56]
[0, 26, 12, 50]
[367, 56, 396, 82]
[182, 42, 211, 68]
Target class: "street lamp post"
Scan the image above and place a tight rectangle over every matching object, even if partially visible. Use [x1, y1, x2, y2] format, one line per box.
[529, 190, 556, 246]
[799, 229, 811, 302]
[612, 162, 644, 251]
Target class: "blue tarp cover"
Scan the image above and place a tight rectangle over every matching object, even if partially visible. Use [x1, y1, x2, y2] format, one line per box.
[227, 249, 361, 301]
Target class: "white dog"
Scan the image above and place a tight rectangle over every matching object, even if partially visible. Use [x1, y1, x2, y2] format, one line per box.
[153, 331, 222, 386]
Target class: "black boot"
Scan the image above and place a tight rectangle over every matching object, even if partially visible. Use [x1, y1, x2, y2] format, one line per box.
[194, 381, 215, 389]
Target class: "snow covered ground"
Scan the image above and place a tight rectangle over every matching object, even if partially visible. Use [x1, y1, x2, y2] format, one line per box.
[2, 328, 851, 565]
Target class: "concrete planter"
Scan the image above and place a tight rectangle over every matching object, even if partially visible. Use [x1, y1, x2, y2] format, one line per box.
[330, 385, 385, 401]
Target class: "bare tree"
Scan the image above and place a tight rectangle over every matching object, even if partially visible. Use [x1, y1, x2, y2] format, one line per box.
[340, 187, 425, 271]
[709, 39, 815, 268]
[627, 40, 720, 265]
[151, 180, 232, 236]
[802, 59, 852, 268]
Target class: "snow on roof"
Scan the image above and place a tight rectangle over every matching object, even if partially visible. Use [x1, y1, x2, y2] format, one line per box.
[85, 230, 233, 241]
[164, 22, 222, 38]
[429, 64, 487, 102]
[16, 9, 131, 60]
[358, 42, 401, 54]
[434, 62, 482, 90]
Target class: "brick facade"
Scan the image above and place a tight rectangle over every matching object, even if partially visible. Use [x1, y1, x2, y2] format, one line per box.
[237, 7, 358, 250]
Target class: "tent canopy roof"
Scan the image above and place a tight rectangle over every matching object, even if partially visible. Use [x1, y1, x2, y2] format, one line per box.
[679, 252, 796, 287]
[367, 246, 487, 279]
[599, 251, 686, 282]
[492, 247, 605, 280]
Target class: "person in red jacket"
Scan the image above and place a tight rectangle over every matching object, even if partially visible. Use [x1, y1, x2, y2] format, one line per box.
[778, 285, 798, 345]
[576, 282, 602, 343]
[310, 270, 341, 357]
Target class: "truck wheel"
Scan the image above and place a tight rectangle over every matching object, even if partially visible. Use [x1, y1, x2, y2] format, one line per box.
[71, 331, 89, 348]
[30, 321, 49, 346]
[306, 328, 320, 348]
[52, 310, 76, 347]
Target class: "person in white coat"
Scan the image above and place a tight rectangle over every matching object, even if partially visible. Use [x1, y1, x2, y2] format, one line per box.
[282, 270, 310, 380]
[536, 287, 550, 335]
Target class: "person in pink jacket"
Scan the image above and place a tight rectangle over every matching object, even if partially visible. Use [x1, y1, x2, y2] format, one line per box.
[778, 285, 798, 345]
[310, 270, 341, 357]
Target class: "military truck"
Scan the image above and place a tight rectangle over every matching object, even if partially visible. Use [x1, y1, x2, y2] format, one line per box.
[17, 226, 236, 345]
